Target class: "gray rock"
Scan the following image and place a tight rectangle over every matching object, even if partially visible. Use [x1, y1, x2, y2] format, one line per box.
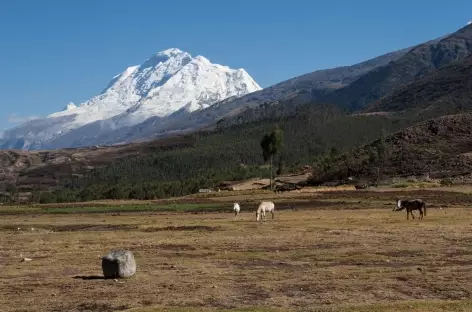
[102, 249, 136, 279]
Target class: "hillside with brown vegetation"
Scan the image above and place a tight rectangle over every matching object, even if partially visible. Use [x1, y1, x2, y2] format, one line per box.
[309, 113, 472, 184]
[0, 136, 194, 193]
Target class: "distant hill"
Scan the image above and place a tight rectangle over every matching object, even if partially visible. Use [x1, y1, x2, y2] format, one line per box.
[320, 24, 472, 111]
[0, 136, 194, 192]
[174, 32, 461, 131]
[308, 113, 472, 184]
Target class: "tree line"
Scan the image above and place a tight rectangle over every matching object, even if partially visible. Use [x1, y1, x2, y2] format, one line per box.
[6, 102, 411, 204]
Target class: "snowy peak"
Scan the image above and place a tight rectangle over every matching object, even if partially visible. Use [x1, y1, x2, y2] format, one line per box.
[109, 50, 261, 126]
[155, 48, 187, 58]
[1, 48, 261, 150]
[63, 102, 77, 111]
[105, 65, 140, 92]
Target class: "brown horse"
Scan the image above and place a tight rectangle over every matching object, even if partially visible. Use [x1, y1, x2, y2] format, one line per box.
[393, 199, 427, 220]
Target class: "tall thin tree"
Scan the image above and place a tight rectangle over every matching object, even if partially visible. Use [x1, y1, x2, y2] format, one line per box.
[260, 125, 283, 190]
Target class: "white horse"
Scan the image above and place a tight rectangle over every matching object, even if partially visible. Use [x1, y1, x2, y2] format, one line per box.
[256, 201, 275, 222]
[233, 202, 241, 217]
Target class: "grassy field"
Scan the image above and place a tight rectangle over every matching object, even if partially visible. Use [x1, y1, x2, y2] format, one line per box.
[0, 203, 228, 215]
[1, 188, 472, 311]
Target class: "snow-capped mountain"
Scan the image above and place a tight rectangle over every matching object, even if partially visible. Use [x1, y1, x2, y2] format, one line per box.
[0, 48, 261, 150]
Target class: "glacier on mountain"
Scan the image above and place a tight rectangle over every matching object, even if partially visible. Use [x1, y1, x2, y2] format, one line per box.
[0, 48, 260, 150]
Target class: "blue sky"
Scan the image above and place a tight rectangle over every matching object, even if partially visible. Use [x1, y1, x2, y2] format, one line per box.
[1, 0, 471, 129]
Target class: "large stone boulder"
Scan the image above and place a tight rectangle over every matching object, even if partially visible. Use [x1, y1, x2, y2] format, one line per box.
[102, 249, 136, 279]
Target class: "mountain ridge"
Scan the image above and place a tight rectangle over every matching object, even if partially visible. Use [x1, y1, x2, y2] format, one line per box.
[364, 53, 472, 116]
[1, 25, 466, 150]
[70, 47, 412, 146]
[0, 48, 260, 150]
[319, 24, 472, 111]
[80, 30, 456, 145]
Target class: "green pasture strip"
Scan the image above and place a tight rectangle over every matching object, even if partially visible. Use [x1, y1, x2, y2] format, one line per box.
[124, 300, 472, 312]
[0, 203, 227, 215]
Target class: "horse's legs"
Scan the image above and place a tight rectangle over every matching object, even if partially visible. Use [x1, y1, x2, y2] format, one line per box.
[411, 209, 415, 220]
[420, 209, 424, 220]
[271, 211, 274, 220]
[406, 209, 409, 220]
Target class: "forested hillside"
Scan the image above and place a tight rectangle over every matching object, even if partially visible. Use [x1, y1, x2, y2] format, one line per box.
[22, 104, 406, 203]
[8, 72, 472, 204]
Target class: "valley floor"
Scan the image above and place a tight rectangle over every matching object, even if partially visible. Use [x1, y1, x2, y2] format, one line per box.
[1, 188, 472, 311]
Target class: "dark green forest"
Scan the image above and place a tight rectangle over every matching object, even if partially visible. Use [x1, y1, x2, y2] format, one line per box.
[29, 103, 412, 203]
[15, 95, 471, 204]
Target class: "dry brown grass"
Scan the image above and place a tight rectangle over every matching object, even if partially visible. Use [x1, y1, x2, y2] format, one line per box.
[1, 191, 472, 312]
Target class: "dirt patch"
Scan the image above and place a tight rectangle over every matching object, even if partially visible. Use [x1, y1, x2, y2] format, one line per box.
[322, 259, 407, 268]
[376, 250, 426, 258]
[142, 225, 221, 232]
[55, 224, 138, 232]
[0, 224, 137, 232]
[155, 243, 197, 251]
[72, 276, 106, 280]
[63, 267, 82, 276]
[277, 200, 368, 211]
[222, 243, 342, 253]
[230, 259, 309, 269]
[443, 249, 472, 257]
[152, 198, 215, 205]
[234, 283, 271, 304]
[51, 303, 129, 312]
[170, 252, 218, 258]
[131, 243, 199, 253]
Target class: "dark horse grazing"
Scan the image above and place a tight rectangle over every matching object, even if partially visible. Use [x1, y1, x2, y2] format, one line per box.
[393, 199, 427, 220]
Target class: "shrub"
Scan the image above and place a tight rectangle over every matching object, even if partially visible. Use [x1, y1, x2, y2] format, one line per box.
[39, 192, 57, 204]
[440, 178, 454, 186]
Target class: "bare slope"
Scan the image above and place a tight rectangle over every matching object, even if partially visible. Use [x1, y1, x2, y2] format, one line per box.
[364, 54, 472, 116]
